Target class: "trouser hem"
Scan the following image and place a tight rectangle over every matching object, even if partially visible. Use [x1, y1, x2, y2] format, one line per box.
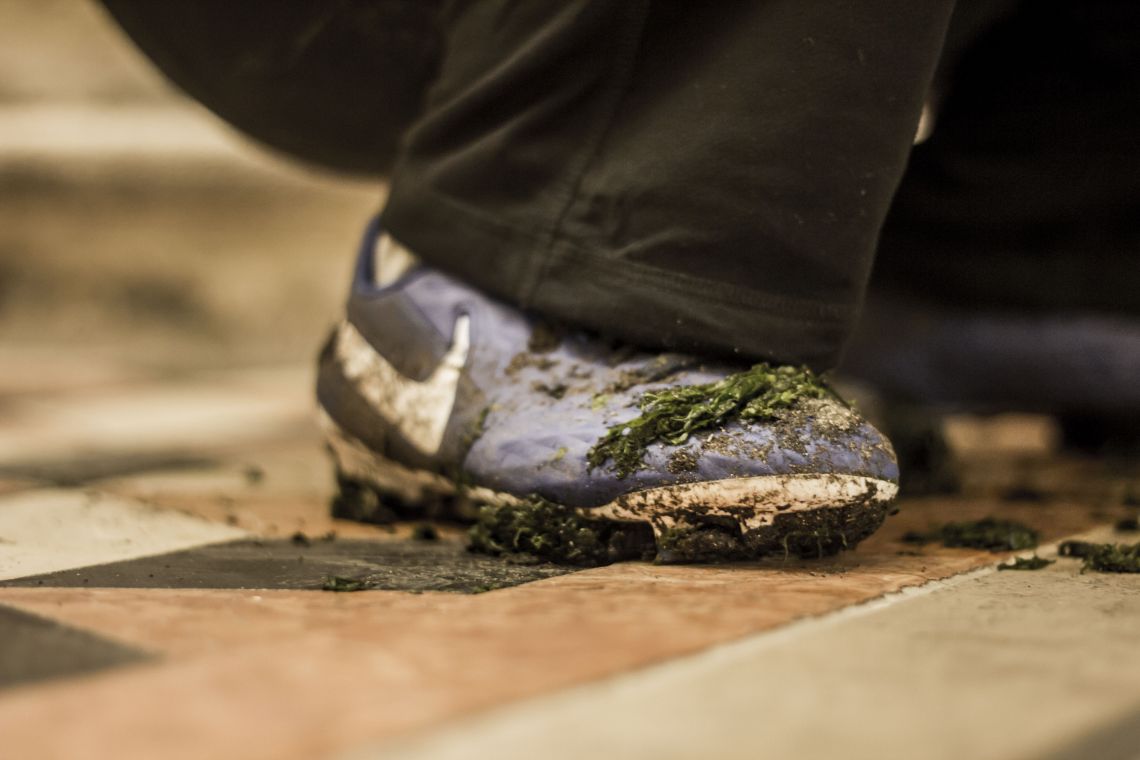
[382, 189, 855, 371]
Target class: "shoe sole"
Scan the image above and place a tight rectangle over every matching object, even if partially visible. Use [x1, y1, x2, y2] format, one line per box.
[320, 411, 898, 565]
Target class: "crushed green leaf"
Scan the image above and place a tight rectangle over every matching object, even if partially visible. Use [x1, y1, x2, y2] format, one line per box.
[320, 575, 372, 592]
[468, 497, 654, 566]
[1085, 543, 1140, 573]
[587, 363, 828, 477]
[1059, 540, 1140, 573]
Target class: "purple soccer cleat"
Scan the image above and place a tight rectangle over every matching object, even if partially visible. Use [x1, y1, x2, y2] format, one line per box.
[317, 219, 899, 564]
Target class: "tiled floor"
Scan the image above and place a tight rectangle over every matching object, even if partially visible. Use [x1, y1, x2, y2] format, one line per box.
[4, 6, 1138, 757]
[1, 357, 1138, 759]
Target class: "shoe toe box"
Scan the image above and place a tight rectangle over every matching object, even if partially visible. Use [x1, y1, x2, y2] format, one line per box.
[465, 396, 897, 508]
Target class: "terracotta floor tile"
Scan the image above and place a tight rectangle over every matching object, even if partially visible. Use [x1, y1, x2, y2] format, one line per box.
[0, 385, 1131, 760]
[0, 490, 1116, 760]
[0, 604, 151, 689]
[370, 528, 1140, 760]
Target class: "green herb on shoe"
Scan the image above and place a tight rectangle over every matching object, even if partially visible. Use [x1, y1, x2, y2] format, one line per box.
[587, 363, 828, 477]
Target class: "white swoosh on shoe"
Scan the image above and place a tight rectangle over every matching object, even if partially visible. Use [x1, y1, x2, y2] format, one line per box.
[334, 315, 470, 456]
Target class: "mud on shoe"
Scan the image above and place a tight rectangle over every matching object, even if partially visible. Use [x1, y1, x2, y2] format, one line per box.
[317, 219, 900, 565]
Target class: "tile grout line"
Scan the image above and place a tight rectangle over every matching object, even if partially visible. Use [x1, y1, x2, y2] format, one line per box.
[592, 565, 997, 684]
[0, 600, 163, 659]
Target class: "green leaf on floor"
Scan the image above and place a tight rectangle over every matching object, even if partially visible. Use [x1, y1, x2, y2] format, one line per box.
[1058, 541, 1140, 573]
[902, 517, 1038, 552]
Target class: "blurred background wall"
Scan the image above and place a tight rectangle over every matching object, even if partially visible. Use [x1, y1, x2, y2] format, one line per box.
[0, 0, 381, 371]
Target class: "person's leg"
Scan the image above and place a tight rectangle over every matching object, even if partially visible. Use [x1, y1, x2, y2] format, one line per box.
[101, 0, 954, 562]
[874, 0, 1140, 315]
[846, 0, 1140, 418]
[382, 0, 957, 370]
[306, 1, 960, 562]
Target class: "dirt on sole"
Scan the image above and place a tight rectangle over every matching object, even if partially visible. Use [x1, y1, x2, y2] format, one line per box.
[467, 495, 888, 567]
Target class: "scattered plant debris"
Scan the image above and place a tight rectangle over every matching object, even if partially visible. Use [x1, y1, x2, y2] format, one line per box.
[603, 354, 694, 394]
[902, 517, 1038, 552]
[998, 555, 1054, 571]
[667, 448, 699, 474]
[1083, 543, 1140, 573]
[532, 381, 568, 399]
[290, 531, 311, 547]
[588, 363, 828, 477]
[469, 498, 654, 566]
[505, 353, 557, 376]
[568, 364, 593, 380]
[411, 523, 439, 541]
[1059, 540, 1140, 573]
[320, 575, 372, 592]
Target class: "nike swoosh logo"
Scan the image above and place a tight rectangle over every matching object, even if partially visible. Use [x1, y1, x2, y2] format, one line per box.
[334, 315, 471, 456]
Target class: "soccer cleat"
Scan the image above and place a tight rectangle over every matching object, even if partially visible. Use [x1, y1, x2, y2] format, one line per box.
[317, 219, 899, 565]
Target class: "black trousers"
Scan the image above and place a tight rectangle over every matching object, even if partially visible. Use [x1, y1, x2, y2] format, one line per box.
[383, 0, 955, 370]
[382, 0, 1140, 371]
[104, 1, 1139, 370]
